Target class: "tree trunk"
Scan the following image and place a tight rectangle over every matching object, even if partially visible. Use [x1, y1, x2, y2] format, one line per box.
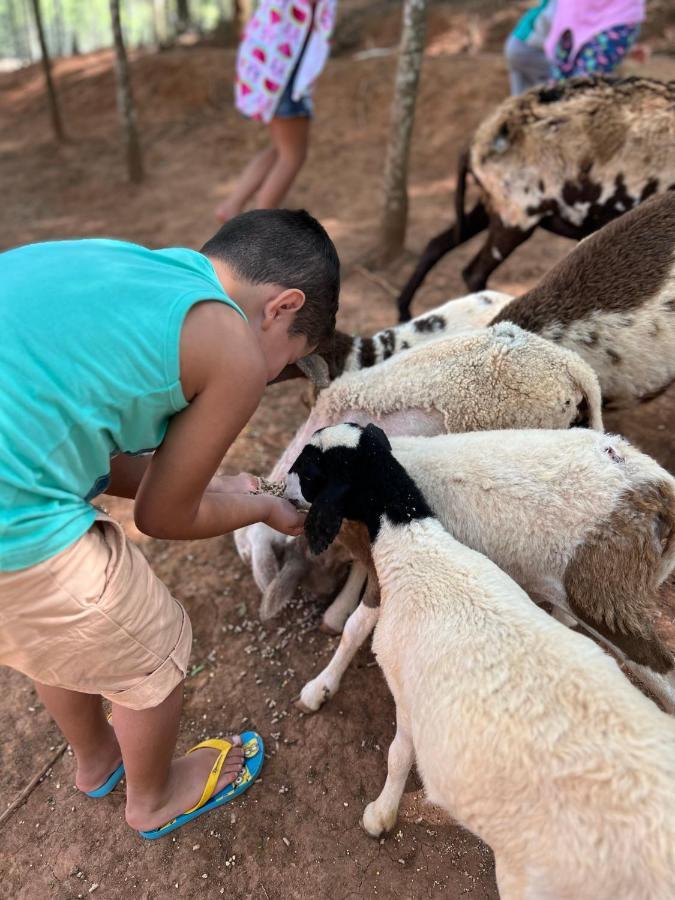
[377, 0, 429, 265]
[176, 0, 190, 32]
[109, 0, 144, 183]
[152, 0, 169, 47]
[29, 0, 65, 141]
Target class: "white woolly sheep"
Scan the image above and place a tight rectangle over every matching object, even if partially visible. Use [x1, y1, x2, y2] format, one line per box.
[396, 77, 675, 320]
[289, 428, 675, 715]
[236, 322, 602, 602]
[290, 423, 675, 899]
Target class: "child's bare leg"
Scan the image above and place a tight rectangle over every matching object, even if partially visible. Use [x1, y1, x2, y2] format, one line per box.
[255, 116, 310, 209]
[33, 681, 122, 793]
[112, 684, 245, 832]
[215, 145, 278, 222]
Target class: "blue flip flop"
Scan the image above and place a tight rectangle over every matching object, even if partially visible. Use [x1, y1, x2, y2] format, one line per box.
[85, 713, 125, 798]
[139, 731, 264, 840]
[85, 762, 125, 798]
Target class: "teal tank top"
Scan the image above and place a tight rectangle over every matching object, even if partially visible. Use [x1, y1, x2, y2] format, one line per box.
[0, 239, 246, 571]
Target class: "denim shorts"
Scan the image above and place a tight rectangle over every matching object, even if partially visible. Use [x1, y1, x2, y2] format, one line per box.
[275, 78, 313, 119]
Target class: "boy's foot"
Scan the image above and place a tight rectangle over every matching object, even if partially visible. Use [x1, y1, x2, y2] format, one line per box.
[125, 735, 245, 832]
[75, 728, 123, 794]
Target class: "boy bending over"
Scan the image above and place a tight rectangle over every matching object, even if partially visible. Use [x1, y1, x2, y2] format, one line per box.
[0, 209, 339, 838]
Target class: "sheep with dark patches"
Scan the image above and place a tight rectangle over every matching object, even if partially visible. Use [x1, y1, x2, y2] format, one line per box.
[289, 428, 675, 716]
[283, 289, 513, 391]
[396, 76, 675, 322]
[289, 423, 675, 898]
[489, 191, 675, 407]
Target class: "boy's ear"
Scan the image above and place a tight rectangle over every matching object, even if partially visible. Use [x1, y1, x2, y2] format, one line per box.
[304, 482, 349, 555]
[264, 288, 306, 324]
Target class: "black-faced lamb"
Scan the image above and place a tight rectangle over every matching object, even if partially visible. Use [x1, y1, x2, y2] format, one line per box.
[286, 428, 675, 714]
[395, 76, 675, 322]
[290, 423, 675, 899]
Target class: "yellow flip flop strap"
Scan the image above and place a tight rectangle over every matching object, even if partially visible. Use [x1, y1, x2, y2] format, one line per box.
[184, 738, 234, 814]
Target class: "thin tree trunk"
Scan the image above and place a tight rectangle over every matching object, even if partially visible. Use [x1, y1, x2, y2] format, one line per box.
[377, 0, 429, 265]
[109, 0, 144, 183]
[176, 0, 190, 32]
[152, 0, 168, 47]
[29, 0, 65, 141]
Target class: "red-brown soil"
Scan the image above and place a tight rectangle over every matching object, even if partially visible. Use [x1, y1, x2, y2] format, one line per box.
[1, 3, 674, 897]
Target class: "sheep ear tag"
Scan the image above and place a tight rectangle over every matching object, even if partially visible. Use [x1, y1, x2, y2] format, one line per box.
[305, 483, 349, 555]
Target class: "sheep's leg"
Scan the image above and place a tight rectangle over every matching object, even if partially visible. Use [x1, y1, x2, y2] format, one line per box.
[320, 561, 368, 635]
[462, 218, 534, 292]
[396, 203, 489, 323]
[623, 662, 675, 714]
[259, 537, 311, 620]
[362, 716, 414, 838]
[296, 599, 379, 713]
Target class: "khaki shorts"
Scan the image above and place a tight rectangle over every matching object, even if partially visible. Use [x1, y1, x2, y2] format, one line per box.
[0, 513, 192, 710]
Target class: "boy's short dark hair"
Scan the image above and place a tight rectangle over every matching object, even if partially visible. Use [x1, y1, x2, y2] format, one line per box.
[201, 209, 340, 348]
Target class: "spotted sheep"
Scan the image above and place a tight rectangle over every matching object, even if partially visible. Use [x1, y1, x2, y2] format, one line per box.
[289, 428, 675, 717]
[289, 423, 675, 899]
[235, 323, 602, 610]
[395, 76, 675, 323]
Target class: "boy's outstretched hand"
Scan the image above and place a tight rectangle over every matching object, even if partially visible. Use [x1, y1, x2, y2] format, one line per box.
[263, 496, 306, 537]
[209, 473, 306, 537]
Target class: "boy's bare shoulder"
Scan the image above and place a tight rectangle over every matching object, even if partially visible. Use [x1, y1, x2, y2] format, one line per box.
[180, 300, 266, 402]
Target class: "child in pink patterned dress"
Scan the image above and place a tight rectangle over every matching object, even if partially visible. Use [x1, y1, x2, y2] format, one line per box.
[215, 0, 337, 222]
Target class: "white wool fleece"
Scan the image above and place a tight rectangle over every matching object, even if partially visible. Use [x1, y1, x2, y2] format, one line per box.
[320, 323, 603, 433]
[368, 515, 675, 898]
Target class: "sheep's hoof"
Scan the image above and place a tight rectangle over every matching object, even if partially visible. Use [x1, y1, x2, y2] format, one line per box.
[294, 697, 319, 715]
[362, 802, 397, 839]
[319, 620, 342, 636]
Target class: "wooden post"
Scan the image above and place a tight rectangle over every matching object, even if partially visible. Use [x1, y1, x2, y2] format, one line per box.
[377, 0, 429, 265]
[109, 0, 144, 183]
[29, 0, 65, 141]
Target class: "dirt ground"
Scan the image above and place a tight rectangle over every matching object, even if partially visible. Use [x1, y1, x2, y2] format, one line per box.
[1, 3, 674, 897]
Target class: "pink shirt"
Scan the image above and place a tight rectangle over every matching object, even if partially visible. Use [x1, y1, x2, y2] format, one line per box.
[545, 0, 645, 61]
[235, 0, 337, 123]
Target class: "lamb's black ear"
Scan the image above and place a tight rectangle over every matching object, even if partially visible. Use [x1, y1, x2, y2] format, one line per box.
[304, 483, 349, 555]
[362, 423, 391, 451]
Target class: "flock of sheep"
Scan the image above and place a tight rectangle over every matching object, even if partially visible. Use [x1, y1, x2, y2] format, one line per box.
[234, 79, 675, 899]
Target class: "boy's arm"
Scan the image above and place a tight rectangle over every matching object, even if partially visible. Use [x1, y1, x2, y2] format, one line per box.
[106, 454, 252, 500]
[107, 454, 152, 499]
[133, 303, 304, 540]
